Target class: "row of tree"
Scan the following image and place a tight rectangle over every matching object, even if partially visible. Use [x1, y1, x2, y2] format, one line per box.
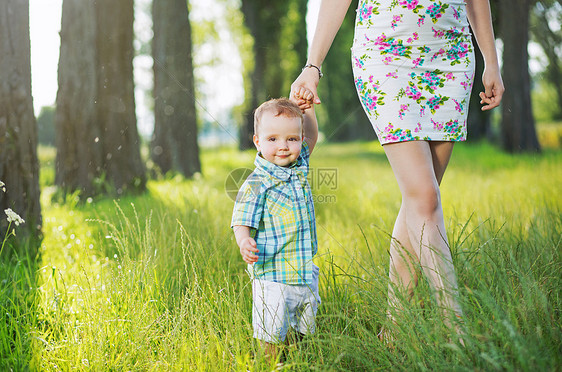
[0, 0, 560, 241]
[1, 0, 201, 240]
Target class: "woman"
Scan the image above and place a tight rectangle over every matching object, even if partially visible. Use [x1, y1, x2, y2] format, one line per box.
[291, 0, 504, 340]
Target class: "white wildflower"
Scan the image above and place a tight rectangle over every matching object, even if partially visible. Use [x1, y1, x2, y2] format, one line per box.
[4, 208, 25, 226]
[0, 181, 5, 192]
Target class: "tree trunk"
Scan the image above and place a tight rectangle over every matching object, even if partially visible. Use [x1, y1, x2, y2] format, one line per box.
[0, 0, 42, 237]
[240, 0, 290, 149]
[56, 0, 145, 196]
[151, 0, 201, 177]
[467, 36, 491, 141]
[498, 0, 541, 152]
[280, 0, 308, 95]
[55, 0, 102, 195]
[95, 0, 146, 193]
[240, 0, 262, 150]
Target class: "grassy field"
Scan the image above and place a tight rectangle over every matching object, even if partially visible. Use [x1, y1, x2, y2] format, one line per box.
[1, 141, 561, 371]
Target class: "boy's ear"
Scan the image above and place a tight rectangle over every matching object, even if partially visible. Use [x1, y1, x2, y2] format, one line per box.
[252, 134, 260, 151]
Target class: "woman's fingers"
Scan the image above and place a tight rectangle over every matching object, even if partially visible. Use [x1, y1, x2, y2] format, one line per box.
[479, 83, 504, 111]
[293, 86, 313, 102]
[480, 68, 505, 111]
[291, 68, 322, 104]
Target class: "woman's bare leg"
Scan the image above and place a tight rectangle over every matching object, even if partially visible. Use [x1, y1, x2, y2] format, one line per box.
[387, 205, 419, 311]
[383, 140, 462, 321]
[381, 205, 419, 343]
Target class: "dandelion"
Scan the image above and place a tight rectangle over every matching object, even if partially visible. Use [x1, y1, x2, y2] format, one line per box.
[4, 209, 25, 226]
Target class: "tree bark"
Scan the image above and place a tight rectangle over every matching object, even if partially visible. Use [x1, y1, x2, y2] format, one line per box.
[0, 0, 42, 237]
[95, 0, 146, 193]
[498, 0, 541, 152]
[56, 0, 146, 196]
[55, 0, 102, 195]
[280, 0, 308, 95]
[151, 0, 201, 177]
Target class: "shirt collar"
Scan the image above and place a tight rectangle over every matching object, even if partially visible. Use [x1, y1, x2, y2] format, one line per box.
[254, 151, 308, 184]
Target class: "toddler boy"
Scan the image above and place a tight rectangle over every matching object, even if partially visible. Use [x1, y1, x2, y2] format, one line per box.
[231, 92, 319, 358]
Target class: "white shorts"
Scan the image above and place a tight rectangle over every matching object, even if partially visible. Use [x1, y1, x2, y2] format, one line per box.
[252, 264, 320, 343]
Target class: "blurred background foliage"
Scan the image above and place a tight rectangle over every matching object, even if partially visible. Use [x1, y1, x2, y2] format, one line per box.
[31, 0, 562, 151]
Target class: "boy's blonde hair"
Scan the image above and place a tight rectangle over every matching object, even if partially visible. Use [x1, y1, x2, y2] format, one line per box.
[254, 98, 303, 134]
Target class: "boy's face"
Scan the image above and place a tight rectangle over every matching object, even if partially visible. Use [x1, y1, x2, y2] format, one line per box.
[253, 111, 303, 167]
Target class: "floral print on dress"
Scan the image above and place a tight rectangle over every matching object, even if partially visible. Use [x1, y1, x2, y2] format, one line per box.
[400, 83, 424, 103]
[426, 2, 449, 23]
[357, 1, 381, 26]
[399, 0, 423, 12]
[375, 34, 413, 58]
[398, 104, 410, 119]
[391, 14, 403, 30]
[382, 124, 418, 142]
[427, 95, 449, 114]
[386, 71, 399, 79]
[431, 26, 473, 66]
[461, 72, 474, 90]
[452, 6, 461, 20]
[432, 118, 464, 140]
[355, 76, 387, 118]
[453, 98, 465, 113]
[352, 0, 475, 144]
[406, 32, 420, 43]
[410, 70, 447, 94]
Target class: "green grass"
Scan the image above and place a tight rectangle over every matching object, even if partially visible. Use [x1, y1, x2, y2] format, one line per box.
[1, 141, 561, 370]
[537, 121, 562, 149]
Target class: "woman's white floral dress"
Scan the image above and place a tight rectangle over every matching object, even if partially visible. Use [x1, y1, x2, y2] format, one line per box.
[352, 0, 475, 144]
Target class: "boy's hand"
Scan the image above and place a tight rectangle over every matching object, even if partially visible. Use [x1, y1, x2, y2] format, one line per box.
[239, 236, 259, 264]
[291, 86, 314, 113]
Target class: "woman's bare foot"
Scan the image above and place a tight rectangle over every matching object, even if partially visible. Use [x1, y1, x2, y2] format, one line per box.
[377, 326, 395, 348]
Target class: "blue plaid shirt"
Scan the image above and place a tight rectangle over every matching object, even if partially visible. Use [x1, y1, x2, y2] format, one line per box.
[231, 142, 317, 285]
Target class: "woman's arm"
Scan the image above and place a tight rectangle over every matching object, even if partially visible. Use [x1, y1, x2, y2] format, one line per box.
[466, 0, 505, 111]
[291, 0, 354, 105]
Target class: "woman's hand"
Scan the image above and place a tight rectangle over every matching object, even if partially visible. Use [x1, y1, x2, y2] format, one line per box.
[479, 65, 504, 111]
[291, 67, 322, 111]
[291, 85, 315, 113]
